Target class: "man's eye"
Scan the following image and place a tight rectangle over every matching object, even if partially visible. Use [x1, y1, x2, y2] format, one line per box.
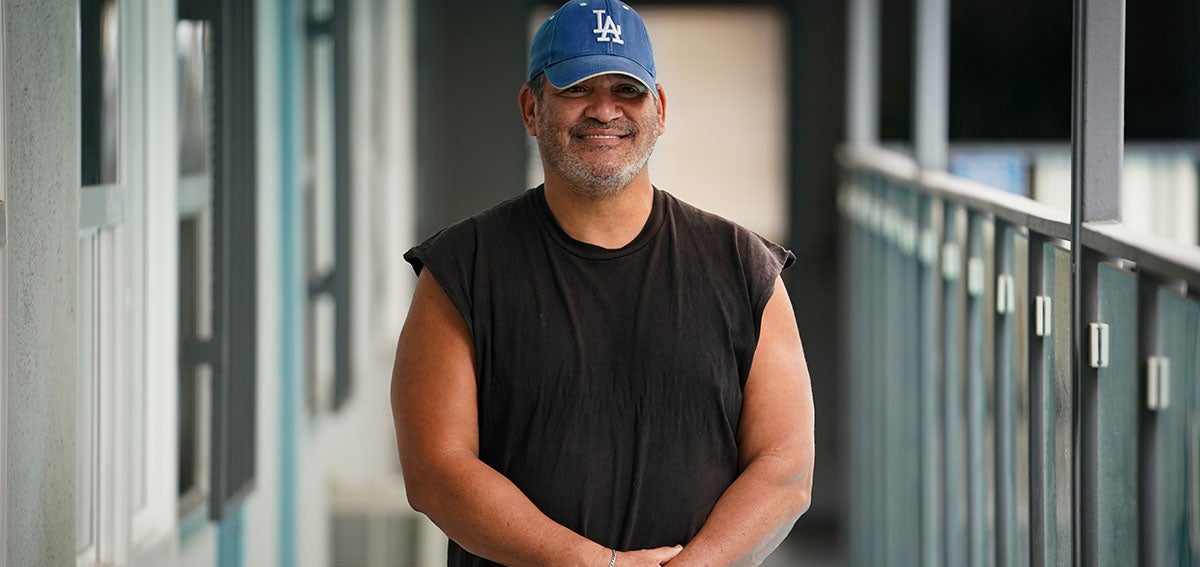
[615, 85, 647, 97]
[562, 86, 589, 95]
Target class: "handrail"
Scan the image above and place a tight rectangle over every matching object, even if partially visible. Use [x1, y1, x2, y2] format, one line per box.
[922, 170, 1072, 241]
[945, 140, 1200, 155]
[840, 142, 1200, 291]
[1083, 221, 1200, 286]
[839, 143, 1072, 239]
[838, 143, 920, 183]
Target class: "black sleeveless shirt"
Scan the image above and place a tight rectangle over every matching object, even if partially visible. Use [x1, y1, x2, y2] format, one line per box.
[403, 187, 794, 567]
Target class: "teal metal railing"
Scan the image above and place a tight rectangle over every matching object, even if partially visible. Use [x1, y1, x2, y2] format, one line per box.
[840, 144, 1200, 567]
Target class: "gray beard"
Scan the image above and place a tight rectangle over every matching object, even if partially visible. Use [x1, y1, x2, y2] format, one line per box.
[535, 110, 660, 199]
[542, 139, 656, 200]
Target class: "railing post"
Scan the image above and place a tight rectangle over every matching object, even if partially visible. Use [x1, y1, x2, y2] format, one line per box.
[1070, 0, 1126, 564]
[1070, 0, 1124, 228]
[913, 0, 948, 171]
[846, 0, 879, 145]
[1027, 233, 1053, 567]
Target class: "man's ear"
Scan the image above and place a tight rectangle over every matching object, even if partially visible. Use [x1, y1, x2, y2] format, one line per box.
[655, 83, 667, 135]
[518, 85, 538, 136]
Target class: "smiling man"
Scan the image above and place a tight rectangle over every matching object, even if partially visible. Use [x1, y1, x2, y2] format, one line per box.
[391, 1, 815, 566]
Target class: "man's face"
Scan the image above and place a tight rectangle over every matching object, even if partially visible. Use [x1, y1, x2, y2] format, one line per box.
[523, 73, 666, 198]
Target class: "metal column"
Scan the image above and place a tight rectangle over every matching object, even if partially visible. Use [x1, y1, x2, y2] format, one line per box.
[1069, 0, 1126, 564]
[846, 0, 879, 145]
[913, 0, 949, 171]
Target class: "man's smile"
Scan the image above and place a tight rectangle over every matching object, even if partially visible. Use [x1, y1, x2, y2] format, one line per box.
[572, 125, 634, 147]
[577, 132, 628, 147]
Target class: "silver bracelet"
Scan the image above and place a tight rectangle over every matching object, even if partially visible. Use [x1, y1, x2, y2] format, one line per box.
[609, 548, 616, 567]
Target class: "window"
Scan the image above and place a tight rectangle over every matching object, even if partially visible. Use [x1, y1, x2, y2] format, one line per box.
[176, 16, 214, 519]
[81, 0, 121, 187]
[175, 0, 257, 522]
[77, 1, 128, 564]
[304, 0, 352, 412]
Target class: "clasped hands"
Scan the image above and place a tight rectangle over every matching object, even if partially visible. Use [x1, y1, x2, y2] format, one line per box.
[614, 544, 684, 566]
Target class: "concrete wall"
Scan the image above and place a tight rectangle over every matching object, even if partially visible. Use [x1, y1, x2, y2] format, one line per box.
[4, 1, 79, 565]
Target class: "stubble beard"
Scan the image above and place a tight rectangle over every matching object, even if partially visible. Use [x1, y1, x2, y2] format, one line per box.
[536, 114, 659, 200]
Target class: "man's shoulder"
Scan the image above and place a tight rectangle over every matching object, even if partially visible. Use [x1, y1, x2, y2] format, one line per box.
[659, 189, 764, 241]
[473, 187, 540, 225]
[658, 188, 795, 274]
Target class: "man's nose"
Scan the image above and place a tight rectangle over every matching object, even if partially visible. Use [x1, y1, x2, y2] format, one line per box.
[583, 94, 623, 124]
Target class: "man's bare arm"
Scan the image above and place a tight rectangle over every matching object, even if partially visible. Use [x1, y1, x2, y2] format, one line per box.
[392, 271, 682, 567]
[668, 277, 816, 566]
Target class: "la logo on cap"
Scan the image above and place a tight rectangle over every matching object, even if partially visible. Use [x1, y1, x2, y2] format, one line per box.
[592, 9, 624, 44]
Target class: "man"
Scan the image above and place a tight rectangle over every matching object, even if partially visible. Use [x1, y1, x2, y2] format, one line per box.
[392, 1, 815, 565]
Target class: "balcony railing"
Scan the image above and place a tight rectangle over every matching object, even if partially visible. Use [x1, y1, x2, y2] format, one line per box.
[839, 143, 1200, 566]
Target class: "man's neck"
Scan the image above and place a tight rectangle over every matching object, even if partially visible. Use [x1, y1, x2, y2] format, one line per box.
[542, 172, 655, 250]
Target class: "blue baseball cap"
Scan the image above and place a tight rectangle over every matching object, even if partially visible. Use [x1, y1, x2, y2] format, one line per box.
[528, 0, 657, 97]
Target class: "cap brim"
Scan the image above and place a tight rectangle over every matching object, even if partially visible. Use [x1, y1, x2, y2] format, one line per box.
[543, 55, 657, 98]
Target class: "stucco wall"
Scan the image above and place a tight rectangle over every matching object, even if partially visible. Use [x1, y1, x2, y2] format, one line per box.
[5, 0, 79, 565]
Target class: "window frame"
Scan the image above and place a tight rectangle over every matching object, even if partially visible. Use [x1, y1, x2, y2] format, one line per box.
[175, 15, 216, 523]
[303, 0, 352, 414]
[130, 0, 183, 554]
[76, 0, 143, 564]
[174, 0, 258, 522]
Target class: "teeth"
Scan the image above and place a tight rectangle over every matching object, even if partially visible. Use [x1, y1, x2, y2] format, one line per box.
[582, 135, 620, 139]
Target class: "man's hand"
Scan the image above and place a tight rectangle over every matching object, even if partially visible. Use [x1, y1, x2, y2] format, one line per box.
[619, 545, 684, 566]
